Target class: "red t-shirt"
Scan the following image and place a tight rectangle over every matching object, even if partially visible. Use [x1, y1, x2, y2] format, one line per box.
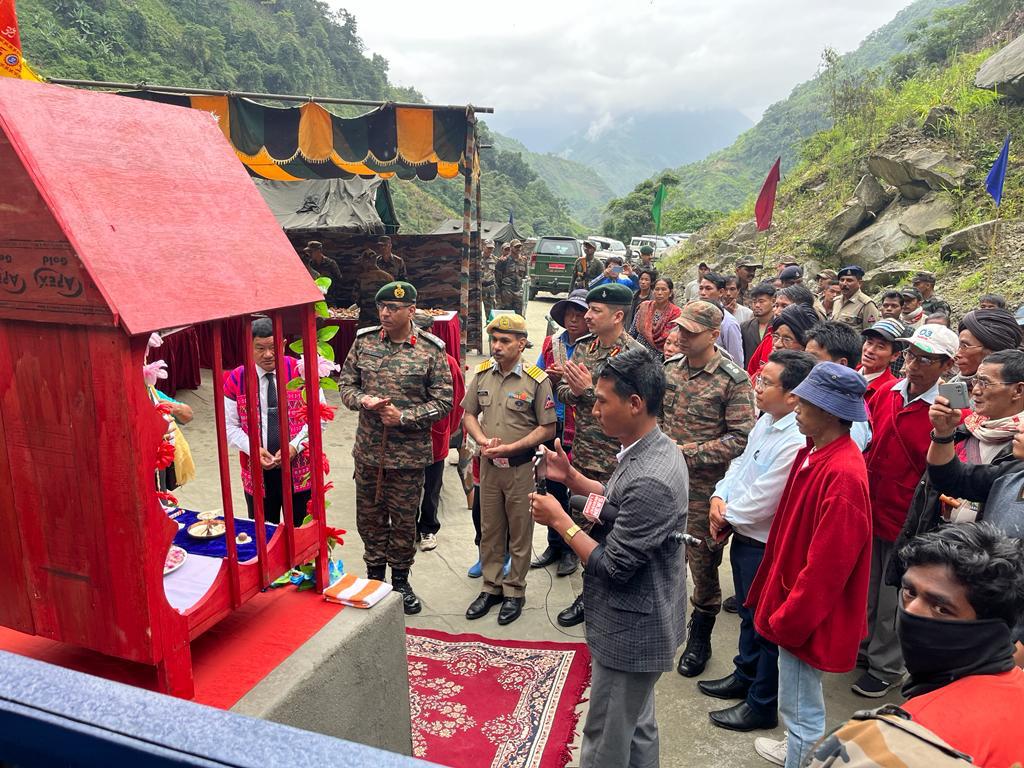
[902, 668, 1024, 767]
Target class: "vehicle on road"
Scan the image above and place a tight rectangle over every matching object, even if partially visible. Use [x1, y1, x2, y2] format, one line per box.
[587, 236, 628, 256]
[629, 235, 673, 257]
[529, 236, 583, 298]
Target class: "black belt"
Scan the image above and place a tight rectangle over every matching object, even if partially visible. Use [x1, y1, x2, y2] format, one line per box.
[482, 280, 495, 287]
[489, 451, 534, 468]
[732, 532, 766, 549]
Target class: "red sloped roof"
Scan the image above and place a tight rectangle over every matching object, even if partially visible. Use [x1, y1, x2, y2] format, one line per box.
[0, 78, 321, 335]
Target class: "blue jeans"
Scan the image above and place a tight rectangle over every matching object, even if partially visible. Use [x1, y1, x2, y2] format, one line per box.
[778, 648, 824, 768]
[730, 536, 778, 715]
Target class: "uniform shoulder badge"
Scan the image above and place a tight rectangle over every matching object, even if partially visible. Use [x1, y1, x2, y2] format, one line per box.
[356, 325, 381, 337]
[524, 364, 548, 383]
[475, 359, 494, 374]
[720, 358, 749, 384]
[418, 330, 445, 349]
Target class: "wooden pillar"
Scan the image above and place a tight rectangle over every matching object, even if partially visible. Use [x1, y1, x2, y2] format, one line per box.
[460, 110, 477, 359]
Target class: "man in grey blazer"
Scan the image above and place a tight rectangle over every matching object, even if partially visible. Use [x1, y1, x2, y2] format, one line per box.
[531, 348, 688, 768]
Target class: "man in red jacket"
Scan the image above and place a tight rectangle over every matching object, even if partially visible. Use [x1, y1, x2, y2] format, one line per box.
[747, 361, 872, 768]
[858, 319, 907, 405]
[855, 324, 958, 699]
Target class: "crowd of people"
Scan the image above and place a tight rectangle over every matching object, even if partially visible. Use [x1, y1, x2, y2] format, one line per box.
[227, 245, 1024, 768]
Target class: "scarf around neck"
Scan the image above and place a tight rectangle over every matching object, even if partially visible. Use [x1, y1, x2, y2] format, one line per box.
[963, 410, 1024, 444]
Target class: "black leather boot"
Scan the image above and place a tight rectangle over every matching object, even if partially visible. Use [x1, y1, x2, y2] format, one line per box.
[677, 611, 716, 677]
[391, 569, 422, 615]
[557, 593, 585, 627]
[366, 564, 387, 582]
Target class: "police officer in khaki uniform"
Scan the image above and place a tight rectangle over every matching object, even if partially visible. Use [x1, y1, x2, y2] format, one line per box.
[831, 265, 880, 333]
[463, 314, 558, 625]
[662, 300, 756, 677]
[338, 281, 453, 615]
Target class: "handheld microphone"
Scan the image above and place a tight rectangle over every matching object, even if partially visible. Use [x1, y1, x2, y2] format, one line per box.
[568, 494, 695, 547]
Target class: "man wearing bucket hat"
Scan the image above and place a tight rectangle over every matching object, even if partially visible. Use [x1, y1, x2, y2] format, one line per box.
[554, 282, 644, 627]
[856, 323, 958, 700]
[339, 281, 454, 615]
[747, 361, 872, 768]
[664, 301, 757, 678]
[532, 290, 591, 576]
[831, 265, 880, 333]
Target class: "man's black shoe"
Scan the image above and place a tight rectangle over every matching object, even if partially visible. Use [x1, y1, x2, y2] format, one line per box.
[497, 596, 524, 625]
[557, 594, 585, 627]
[698, 672, 750, 700]
[366, 565, 387, 582]
[722, 595, 740, 614]
[466, 591, 503, 620]
[531, 547, 557, 568]
[677, 611, 716, 677]
[556, 550, 579, 577]
[708, 702, 778, 732]
[391, 570, 421, 615]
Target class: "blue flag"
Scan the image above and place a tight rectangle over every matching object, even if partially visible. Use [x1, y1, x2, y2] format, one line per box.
[986, 132, 1011, 206]
[508, 209, 515, 225]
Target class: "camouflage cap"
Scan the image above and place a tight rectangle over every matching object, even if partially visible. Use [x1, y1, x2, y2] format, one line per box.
[303, 240, 323, 252]
[509, 239, 523, 247]
[815, 269, 838, 280]
[674, 300, 723, 332]
[583, 239, 597, 250]
[912, 271, 936, 284]
[486, 313, 528, 336]
[586, 282, 634, 306]
[737, 258, 760, 269]
[639, 245, 655, 255]
[483, 238, 495, 247]
[375, 281, 417, 303]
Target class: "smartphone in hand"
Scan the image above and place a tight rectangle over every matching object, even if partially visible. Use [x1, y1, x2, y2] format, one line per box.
[938, 381, 970, 410]
[533, 448, 548, 495]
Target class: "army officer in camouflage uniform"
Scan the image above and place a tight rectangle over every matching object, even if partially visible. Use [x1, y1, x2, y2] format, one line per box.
[663, 300, 756, 678]
[555, 282, 644, 627]
[462, 313, 557, 625]
[339, 281, 453, 615]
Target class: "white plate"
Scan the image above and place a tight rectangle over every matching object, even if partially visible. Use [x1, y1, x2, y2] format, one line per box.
[163, 545, 188, 576]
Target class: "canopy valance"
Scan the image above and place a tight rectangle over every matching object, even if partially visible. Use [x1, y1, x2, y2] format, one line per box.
[122, 91, 476, 181]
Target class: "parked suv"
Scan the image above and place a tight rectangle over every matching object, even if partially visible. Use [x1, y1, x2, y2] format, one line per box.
[529, 236, 582, 298]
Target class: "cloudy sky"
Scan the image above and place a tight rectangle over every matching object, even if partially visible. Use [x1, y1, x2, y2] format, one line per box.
[333, 0, 916, 148]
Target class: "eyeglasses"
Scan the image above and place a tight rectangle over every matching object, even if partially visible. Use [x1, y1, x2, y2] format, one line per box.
[973, 378, 1013, 390]
[957, 340, 986, 351]
[754, 375, 780, 391]
[902, 349, 944, 367]
[772, 333, 800, 349]
[376, 302, 409, 314]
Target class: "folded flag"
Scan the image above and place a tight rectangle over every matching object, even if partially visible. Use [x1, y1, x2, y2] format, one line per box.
[323, 571, 392, 609]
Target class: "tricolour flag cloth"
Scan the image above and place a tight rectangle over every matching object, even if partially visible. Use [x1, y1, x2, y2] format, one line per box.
[755, 157, 782, 231]
[323, 571, 393, 609]
[986, 132, 1011, 207]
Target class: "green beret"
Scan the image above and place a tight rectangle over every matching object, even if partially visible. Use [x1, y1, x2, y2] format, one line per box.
[375, 281, 417, 303]
[586, 282, 634, 306]
[639, 245, 654, 255]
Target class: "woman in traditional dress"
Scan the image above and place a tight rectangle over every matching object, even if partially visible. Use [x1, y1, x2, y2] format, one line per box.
[630, 277, 681, 354]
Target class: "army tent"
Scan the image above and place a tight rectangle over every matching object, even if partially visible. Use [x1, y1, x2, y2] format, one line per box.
[431, 218, 527, 244]
[254, 178, 397, 233]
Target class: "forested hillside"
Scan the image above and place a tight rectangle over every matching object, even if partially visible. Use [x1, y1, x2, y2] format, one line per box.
[601, 0, 967, 238]
[17, 0, 580, 236]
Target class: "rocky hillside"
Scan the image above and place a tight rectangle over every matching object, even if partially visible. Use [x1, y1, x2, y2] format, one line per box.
[664, 33, 1024, 316]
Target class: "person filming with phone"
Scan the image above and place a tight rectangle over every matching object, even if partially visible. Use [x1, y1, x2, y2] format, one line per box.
[529, 348, 688, 768]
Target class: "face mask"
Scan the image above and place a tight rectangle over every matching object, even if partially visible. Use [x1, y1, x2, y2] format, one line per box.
[897, 605, 1016, 698]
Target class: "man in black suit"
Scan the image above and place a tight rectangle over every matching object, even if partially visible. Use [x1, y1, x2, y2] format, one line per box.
[741, 282, 776, 366]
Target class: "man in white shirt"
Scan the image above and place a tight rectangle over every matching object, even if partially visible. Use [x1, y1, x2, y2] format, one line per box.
[699, 349, 817, 732]
[223, 317, 321, 526]
[723, 276, 754, 325]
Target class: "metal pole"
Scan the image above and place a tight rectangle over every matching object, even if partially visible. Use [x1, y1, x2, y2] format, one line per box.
[46, 77, 494, 113]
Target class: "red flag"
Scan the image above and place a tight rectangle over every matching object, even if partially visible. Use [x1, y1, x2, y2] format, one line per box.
[754, 157, 781, 231]
[0, 0, 38, 80]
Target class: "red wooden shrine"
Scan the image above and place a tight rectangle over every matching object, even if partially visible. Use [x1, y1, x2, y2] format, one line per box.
[0, 78, 329, 697]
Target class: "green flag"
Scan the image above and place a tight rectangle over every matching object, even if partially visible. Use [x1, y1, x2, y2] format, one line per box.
[651, 183, 667, 235]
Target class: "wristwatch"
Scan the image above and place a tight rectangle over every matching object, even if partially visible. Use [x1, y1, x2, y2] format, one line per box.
[930, 430, 955, 444]
[563, 524, 582, 544]
[583, 386, 595, 400]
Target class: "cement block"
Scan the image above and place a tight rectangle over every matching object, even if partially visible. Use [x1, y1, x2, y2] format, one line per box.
[232, 591, 412, 755]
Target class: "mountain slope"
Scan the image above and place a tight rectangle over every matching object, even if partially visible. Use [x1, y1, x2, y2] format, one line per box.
[554, 109, 754, 196]
[641, 0, 967, 215]
[16, 0, 577, 236]
[490, 131, 615, 228]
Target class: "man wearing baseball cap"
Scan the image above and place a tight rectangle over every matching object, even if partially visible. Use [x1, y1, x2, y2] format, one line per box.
[481, 239, 498, 320]
[571, 240, 605, 293]
[856, 323, 958, 699]
[911, 271, 951, 317]
[301, 240, 344, 305]
[814, 269, 837, 300]
[735, 259, 760, 302]
[899, 287, 925, 329]
[859, 319, 907, 404]
[747, 362, 872, 768]
[664, 301, 757, 677]
[462, 313, 557, 625]
[831, 265, 880, 333]
[375, 235, 407, 282]
[683, 261, 711, 304]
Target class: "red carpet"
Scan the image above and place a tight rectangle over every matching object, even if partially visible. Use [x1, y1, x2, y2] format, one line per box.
[0, 588, 342, 709]
[406, 628, 591, 768]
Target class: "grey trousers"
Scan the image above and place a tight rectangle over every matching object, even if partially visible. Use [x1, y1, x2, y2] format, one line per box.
[581, 658, 661, 768]
[859, 535, 905, 681]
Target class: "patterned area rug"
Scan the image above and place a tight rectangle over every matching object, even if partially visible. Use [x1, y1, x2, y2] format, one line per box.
[406, 628, 591, 768]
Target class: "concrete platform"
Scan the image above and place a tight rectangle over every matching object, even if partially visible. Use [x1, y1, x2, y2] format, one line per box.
[231, 592, 412, 756]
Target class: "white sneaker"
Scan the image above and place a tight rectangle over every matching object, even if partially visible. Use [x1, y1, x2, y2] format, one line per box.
[420, 533, 438, 551]
[753, 735, 787, 766]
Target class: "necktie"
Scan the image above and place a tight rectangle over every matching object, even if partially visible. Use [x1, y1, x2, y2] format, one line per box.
[265, 372, 280, 455]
